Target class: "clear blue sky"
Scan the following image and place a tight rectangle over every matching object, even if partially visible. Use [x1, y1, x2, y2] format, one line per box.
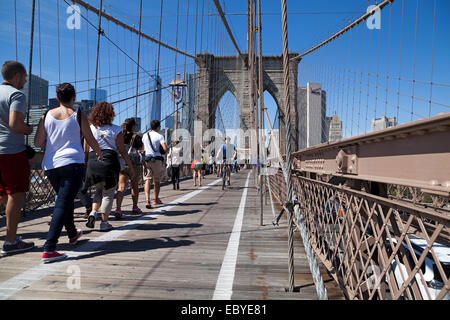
[0, 0, 448, 137]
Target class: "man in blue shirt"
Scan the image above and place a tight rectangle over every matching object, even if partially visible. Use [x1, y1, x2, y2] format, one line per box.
[216, 137, 236, 190]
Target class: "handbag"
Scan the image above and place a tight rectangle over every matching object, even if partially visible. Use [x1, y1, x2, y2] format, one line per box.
[127, 134, 144, 165]
[166, 147, 173, 178]
[147, 131, 166, 156]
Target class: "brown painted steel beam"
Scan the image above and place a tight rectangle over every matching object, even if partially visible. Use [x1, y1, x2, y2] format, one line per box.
[71, 0, 196, 59]
[292, 113, 450, 197]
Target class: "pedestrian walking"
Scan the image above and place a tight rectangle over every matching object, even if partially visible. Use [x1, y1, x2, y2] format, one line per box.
[142, 120, 168, 209]
[216, 137, 236, 190]
[208, 153, 214, 175]
[167, 140, 183, 190]
[115, 118, 144, 219]
[201, 148, 207, 179]
[0, 61, 35, 255]
[34, 83, 103, 263]
[82, 102, 135, 232]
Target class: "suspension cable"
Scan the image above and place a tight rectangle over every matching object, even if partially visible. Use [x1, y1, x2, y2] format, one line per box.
[280, 0, 328, 300]
[93, 0, 104, 104]
[71, 0, 195, 59]
[428, 0, 437, 118]
[135, 0, 143, 119]
[57, 0, 61, 84]
[14, 0, 18, 61]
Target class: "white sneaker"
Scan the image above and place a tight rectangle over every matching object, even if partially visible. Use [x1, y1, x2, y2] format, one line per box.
[100, 221, 113, 232]
[86, 211, 97, 229]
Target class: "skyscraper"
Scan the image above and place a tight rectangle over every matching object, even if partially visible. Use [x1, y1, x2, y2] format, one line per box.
[89, 89, 107, 104]
[297, 82, 327, 149]
[73, 100, 95, 115]
[329, 112, 343, 142]
[371, 116, 397, 132]
[181, 73, 197, 136]
[27, 106, 49, 150]
[48, 98, 59, 109]
[22, 74, 49, 107]
[134, 117, 142, 132]
[148, 75, 162, 132]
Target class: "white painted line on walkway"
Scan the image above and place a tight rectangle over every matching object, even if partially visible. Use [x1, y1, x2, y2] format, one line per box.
[0, 177, 222, 300]
[213, 172, 251, 300]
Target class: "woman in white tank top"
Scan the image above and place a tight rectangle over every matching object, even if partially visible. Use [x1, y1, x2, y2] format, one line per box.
[34, 83, 102, 263]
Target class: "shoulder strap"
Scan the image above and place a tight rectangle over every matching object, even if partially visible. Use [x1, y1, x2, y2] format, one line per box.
[128, 133, 136, 153]
[77, 109, 84, 142]
[147, 132, 157, 153]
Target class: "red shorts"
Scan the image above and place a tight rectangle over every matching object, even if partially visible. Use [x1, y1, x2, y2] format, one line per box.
[0, 151, 30, 196]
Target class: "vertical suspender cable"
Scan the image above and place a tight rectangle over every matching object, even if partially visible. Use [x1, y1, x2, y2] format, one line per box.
[173, 0, 180, 132]
[38, 0, 43, 109]
[200, 0, 204, 53]
[107, 15, 111, 102]
[135, 0, 143, 119]
[86, 8, 90, 95]
[116, 23, 120, 115]
[280, 0, 328, 299]
[57, 0, 61, 84]
[384, 5, 392, 119]
[194, 0, 199, 56]
[410, 0, 419, 121]
[396, 0, 404, 122]
[279, 0, 295, 293]
[14, 0, 18, 61]
[257, 0, 264, 226]
[27, 0, 36, 134]
[183, 0, 190, 77]
[74, 11, 77, 87]
[94, 0, 104, 105]
[156, 0, 164, 109]
[428, 0, 437, 118]
[123, 27, 127, 118]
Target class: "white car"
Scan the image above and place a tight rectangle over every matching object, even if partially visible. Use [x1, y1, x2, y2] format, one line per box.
[389, 237, 450, 300]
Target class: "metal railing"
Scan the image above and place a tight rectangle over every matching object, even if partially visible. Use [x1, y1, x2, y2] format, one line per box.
[269, 170, 450, 300]
[267, 114, 450, 299]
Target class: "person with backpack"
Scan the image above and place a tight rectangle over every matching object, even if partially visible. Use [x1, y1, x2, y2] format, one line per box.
[142, 120, 168, 208]
[34, 83, 103, 263]
[115, 118, 144, 219]
[82, 102, 135, 232]
[0, 61, 35, 255]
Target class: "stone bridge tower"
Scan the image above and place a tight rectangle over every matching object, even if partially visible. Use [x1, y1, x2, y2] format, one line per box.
[195, 53, 300, 155]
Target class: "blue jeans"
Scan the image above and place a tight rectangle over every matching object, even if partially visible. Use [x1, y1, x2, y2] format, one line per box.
[44, 164, 84, 252]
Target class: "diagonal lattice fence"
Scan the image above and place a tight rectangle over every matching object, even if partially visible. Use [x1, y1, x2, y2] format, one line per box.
[269, 170, 450, 300]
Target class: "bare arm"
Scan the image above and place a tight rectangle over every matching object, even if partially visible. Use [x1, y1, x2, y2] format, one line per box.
[116, 132, 135, 179]
[34, 114, 46, 148]
[161, 141, 169, 153]
[80, 112, 102, 161]
[83, 139, 90, 163]
[9, 111, 33, 135]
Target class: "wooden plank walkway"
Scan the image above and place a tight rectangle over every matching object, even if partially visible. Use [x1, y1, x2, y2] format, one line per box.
[0, 169, 343, 300]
